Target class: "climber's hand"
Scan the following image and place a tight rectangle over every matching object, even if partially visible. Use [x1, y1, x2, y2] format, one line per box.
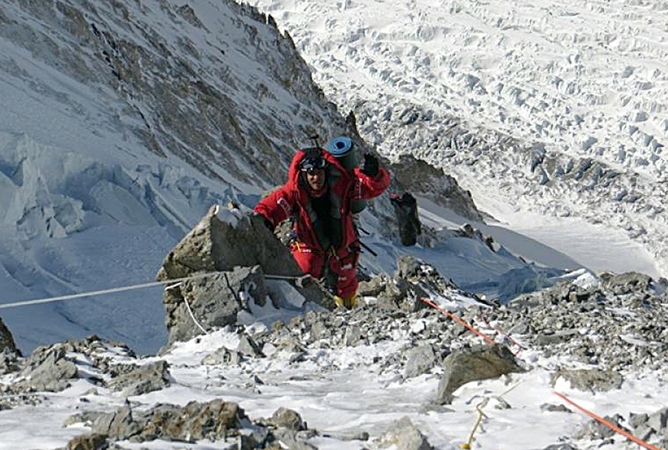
[361, 153, 379, 177]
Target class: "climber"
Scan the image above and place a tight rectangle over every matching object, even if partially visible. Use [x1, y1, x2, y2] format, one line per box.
[253, 146, 390, 309]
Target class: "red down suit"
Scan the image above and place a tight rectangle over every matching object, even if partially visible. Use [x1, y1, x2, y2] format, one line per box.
[254, 149, 390, 298]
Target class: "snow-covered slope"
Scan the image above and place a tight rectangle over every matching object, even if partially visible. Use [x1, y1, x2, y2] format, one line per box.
[0, 0, 355, 354]
[251, 0, 668, 277]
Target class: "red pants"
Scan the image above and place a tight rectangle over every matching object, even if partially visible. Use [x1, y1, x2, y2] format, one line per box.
[290, 243, 359, 299]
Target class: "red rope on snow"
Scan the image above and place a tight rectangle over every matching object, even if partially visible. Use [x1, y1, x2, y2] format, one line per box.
[420, 297, 496, 345]
[554, 391, 663, 450]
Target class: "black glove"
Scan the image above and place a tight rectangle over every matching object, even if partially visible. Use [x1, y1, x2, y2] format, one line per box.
[361, 153, 379, 177]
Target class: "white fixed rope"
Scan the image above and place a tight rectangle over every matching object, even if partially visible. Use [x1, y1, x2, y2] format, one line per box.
[0, 272, 222, 310]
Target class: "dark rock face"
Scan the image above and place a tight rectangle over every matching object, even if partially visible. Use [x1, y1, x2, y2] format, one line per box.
[389, 153, 484, 223]
[0, 316, 18, 358]
[1, 0, 349, 189]
[390, 192, 422, 246]
[435, 344, 524, 404]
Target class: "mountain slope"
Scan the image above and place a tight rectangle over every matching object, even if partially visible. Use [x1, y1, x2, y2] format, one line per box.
[0, 0, 359, 354]
[251, 0, 668, 277]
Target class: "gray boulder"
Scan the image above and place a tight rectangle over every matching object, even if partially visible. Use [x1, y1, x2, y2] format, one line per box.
[157, 205, 333, 345]
[404, 344, 438, 378]
[377, 416, 433, 450]
[551, 368, 623, 393]
[108, 360, 171, 397]
[236, 333, 264, 358]
[163, 265, 268, 345]
[65, 433, 115, 450]
[436, 344, 524, 404]
[270, 407, 306, 431]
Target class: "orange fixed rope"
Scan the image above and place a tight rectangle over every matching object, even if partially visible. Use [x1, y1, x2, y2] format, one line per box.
[554, 392, 663, 450]
[420, 298, 495, 345]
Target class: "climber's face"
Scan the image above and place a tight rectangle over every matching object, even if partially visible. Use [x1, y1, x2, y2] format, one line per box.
[305, 169, 326, 191]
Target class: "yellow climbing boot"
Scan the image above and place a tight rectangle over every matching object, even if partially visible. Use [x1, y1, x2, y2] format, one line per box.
[334, 294, 358, 309]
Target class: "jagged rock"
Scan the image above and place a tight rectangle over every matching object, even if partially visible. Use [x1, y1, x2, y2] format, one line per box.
[627, 406, 668, 446]
[358, 275, 389, 297]
[0, 315, 18, 357]
[574, 414, 625, 440]
[396, 255, 422, 280]
[270, 407, 306, 431]
[201, 347, 242, 365]
[551, 368, 623, 392]
[157, 205, 334, 345]
[377, 416, 433, 450]
[91, 399, 249, 442]
[14, 344, 78, 392]
[600, 271, 653, 295]
[542, 444, 579, 450]
[404, 344, 438, 378]
[343, 324, 363, 346]
[65, 433, 114, 450]
[108, 360, 171, 397]
[237, 333, 264, 358]
[436, 344, 524, 404]
[272, 428, 318, 450]
[0, 348, 19, 375]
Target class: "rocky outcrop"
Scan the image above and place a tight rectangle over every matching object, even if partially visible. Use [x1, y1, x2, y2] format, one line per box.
[389, 154, 484, 222]
[66, 400, 318, 448]
[488, 272, 668, 373]
[435, 344, 524, 404]
[157, 205, 333, 345]
[90, 399, 248, 442]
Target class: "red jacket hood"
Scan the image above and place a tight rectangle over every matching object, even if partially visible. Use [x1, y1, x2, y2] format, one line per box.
[286, 148, 351, 193]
